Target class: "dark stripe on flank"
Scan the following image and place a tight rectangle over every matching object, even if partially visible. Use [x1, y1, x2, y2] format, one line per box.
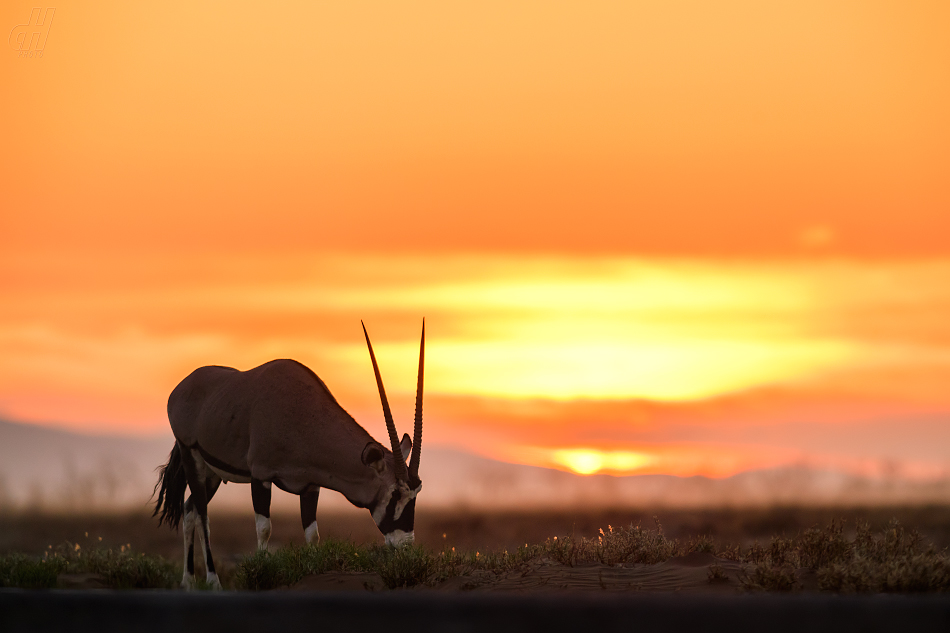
[190, 443, 252, 479]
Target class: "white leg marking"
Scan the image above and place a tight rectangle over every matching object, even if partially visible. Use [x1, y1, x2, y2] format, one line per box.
[194, 515, 206, 558]
[384, 530, 415, 548]
[304, 520, 320, 544]
[255, 513, 272, 550]
[181, 508, 197, 590]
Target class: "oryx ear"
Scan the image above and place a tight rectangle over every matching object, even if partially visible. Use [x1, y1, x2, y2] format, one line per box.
[362, 442, 385, 473]
[399, 433, 412, 464]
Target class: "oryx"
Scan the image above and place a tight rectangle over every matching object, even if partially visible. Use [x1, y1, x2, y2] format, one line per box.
[152, 321, 424, 590]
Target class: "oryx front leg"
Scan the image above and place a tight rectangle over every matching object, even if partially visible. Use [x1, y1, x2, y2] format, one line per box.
[300, 488, 320, 544]
[251, 479, 272, 551]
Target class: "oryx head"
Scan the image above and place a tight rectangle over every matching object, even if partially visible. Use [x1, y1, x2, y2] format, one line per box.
[361, 321, 424, 547]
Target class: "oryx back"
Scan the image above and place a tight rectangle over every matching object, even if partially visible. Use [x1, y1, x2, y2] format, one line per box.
[168, 359, 373, 493]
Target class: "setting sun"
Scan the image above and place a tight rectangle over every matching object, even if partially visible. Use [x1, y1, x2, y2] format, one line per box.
[550, 448, 655, 475]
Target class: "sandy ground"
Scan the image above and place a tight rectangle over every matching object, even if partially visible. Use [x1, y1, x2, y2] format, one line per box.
[5, 506, 949, 596]
[282, 552, 747, 595]
[6, 505, 950, 558]
[51, 550, 750, 594]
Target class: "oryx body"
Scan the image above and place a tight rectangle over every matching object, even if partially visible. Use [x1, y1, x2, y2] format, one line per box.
[153, 323, 425, 590]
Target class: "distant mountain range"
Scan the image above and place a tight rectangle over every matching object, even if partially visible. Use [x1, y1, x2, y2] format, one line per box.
[2, 418, 948, 513]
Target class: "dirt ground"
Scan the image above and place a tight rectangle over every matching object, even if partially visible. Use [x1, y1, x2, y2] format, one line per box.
[282, 550, 747, 594]
[4, 506, 950, 595]
[3, 504, 949, 561]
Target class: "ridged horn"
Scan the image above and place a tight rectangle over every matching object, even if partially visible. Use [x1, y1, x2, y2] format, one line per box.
[362, 321, 408, 482]
[408, 319, 424, 485]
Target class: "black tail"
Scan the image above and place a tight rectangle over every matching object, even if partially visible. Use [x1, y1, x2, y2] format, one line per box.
[152, 443, 187, 530]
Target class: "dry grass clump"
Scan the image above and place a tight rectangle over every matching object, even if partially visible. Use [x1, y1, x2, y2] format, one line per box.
[432, 542, 546, 581]
[816, 521, 950, 593]
[739, 520, 950, 593]
[546, 519, 686, 566]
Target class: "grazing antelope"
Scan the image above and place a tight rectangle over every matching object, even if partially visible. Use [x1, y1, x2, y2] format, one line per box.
[152, 322, 425, 590]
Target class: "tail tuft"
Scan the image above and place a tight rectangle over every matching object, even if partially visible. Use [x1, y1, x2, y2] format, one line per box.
[152, 443, 187, 530]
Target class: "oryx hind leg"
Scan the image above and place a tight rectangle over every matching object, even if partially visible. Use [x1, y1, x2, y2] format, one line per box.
[181, 496, 197, 590]
[300, 488, 320, 544]
[180, 448, 223, 590]
[251, 478, 272, 550]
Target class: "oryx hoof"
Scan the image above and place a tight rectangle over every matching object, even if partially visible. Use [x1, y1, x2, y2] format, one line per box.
[207, 572, 223, 591]
[304, 521, 320, 545]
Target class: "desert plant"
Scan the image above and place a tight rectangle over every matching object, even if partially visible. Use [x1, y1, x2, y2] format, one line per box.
[707, 563, 729, 583]
[741, 562, 799, 592]
[689, 535, 716, 554]
[736, 519, 950, 593]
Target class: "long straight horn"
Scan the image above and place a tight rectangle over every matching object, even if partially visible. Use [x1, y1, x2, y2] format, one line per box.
[408, 319, 424, 485]
[362, 321, 408, 482]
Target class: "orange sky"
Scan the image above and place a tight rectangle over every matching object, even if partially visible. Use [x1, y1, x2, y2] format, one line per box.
[2, 1, 949, 480]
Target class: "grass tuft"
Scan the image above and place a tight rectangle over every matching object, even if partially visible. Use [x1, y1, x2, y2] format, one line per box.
[0, 554, 68, 589]
[376, 544, 434, 588]
[68, 545, 179, 589]
[0, 542, 178, 590]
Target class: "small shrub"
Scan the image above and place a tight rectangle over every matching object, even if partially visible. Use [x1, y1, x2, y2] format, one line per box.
[798, 520, 850, 569]
[741, 563, 799, 592]
[689, 535, 716, 554]
[594, 522, 681, 565]
[546, 534, 580, 567]
[767, 536, 798, 568]
[707, 563, 729, 584]
[737, 519, 950, 594]
[543, 520, 682, 567]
